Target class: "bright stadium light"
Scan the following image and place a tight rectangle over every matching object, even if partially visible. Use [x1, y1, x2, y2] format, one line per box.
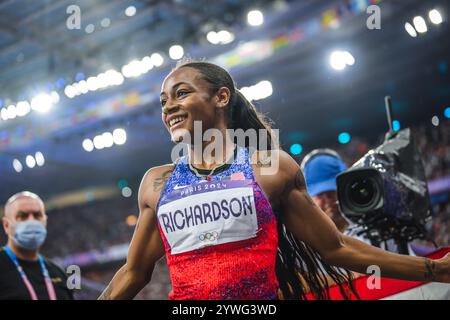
[87, 76, 100, 91]
[429, 9, 443, 25]
[93, 135, 105, 150]
[343, 51, 355, 65]
[104, 69, 124, 86]
[78, 80, 89, 94]
[405, 22, 417, 37]
[64, 85, 77, 98]
[290, 144, 303, 156]
[217, 30, 234, 44]
[444, 107, 450, 119]
[31, 93, 54, 113]
[150, 53, 164, 67]
[13, 159, 23, 173]
[125, 6, 136, 17]
[26, 155, 36, 168]
[102, 132, 114, 148]
[330, 50, 355, 71]
[431, 116, 439, 127]
[392, 120, 401, 132]
[113, 128, 127, 145]
[6, 105, 17, 119]
[101, 18, 111, 28]
[113, 72, 124, 86]
[96, 73, 109, 88]
[82, 138, 94, 152]
[85, 24, 95, 34]
[169, 45, 184, 60]
[413, 16, 427, 33]
[1, 108, 8, 120]
[239, 80, 273, 101]
[338, 132, 351, 144]
[121, 187, 132, 198]
[16, 101, 31, 117]
[256, 80, 273, 100]
[122, 60, 144, 78]
[330, 51, 347, 70]
[141, 56, 154, 72]
[50, 91, 60, 104]
[207, 31, 220, 44]
[247, 10, 264, 26]
[35, 152, 45, 166]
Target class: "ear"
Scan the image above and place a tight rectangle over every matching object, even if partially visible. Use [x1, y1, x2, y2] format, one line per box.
[215, 87, 231, 110]
[2, 217, 10, 236]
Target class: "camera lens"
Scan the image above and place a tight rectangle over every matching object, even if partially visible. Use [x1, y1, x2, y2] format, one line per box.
[348, 178, 377, 208]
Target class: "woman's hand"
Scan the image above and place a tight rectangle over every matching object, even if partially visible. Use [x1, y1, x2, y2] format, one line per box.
[435, 253, 450, 283]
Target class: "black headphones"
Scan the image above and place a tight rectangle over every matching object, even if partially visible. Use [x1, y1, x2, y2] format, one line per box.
[300, 148, 343, 171]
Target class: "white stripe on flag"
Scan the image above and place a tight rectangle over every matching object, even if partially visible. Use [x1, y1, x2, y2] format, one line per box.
[382, 282, 450, 300]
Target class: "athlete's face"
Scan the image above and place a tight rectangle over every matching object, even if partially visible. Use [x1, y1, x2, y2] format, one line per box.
[160, 67, 225, 143]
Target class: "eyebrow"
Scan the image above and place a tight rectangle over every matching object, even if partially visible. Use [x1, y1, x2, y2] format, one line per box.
[160, 81, 190, 97]
[17, 210, 43, 216]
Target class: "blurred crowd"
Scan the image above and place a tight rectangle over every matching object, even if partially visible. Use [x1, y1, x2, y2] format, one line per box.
[45, 198, 136, 258]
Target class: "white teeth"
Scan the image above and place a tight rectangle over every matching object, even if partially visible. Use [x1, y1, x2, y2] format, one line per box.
[169, 116, 185, 127]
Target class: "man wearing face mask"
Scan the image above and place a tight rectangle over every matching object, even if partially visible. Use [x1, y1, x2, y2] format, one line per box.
[0, 191, 73, 300]
[301, 149, 416, 255]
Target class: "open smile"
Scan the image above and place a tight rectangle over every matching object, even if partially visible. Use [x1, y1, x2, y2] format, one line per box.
[168, 115, 187, 131]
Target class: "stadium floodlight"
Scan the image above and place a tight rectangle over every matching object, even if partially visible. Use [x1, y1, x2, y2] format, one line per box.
[169, 45, 184, 60]
[31, 93, 54, 113]
[113, 128, 127, 145]
[247, 10, 264, 26]
[35, 152, 45, 166]
[429, 9, 443, 25]
[150, 53, 164, 67]
[26, 155, 36, 168]
[405, 22, 417, 37]
[82, 138, 94, 152]
[125, 6, 136, 17]
[413, 16, 427, 33]
[13, 159, 23, 173]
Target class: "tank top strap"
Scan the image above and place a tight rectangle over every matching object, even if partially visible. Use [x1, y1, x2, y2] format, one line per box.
[224, 146, 256, 180]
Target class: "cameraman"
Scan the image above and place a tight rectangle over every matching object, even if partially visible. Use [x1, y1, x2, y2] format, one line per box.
[301, 149, 416, 255]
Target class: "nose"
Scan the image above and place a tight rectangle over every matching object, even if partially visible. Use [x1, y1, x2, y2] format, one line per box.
[162, 98, 179, 115]
[25, 215, 37, 222]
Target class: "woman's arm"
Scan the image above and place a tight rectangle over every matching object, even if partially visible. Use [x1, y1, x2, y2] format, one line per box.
[277, 150, 450, 283]
[98, 166, 172, 299]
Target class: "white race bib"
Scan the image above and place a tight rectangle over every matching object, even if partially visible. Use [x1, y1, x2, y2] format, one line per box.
[157, 179, 258, 254]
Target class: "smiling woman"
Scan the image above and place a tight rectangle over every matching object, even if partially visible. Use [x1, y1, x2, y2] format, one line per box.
[98, 61, 450, 301]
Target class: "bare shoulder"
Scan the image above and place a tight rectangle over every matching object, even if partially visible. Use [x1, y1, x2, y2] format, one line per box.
[251, 149, 299, 176]
[276, 149, 307, 191]
[138, 164, 175, 210]
[251, 149, 301, 202]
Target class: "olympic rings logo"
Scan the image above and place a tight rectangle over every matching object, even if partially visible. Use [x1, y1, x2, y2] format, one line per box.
[199, 231, 218, 241]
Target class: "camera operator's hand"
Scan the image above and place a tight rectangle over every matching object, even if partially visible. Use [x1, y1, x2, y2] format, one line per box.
[435, 253, 450, 283]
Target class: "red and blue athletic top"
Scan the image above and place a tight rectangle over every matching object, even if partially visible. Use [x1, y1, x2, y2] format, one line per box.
[156, 147, 279, 299]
